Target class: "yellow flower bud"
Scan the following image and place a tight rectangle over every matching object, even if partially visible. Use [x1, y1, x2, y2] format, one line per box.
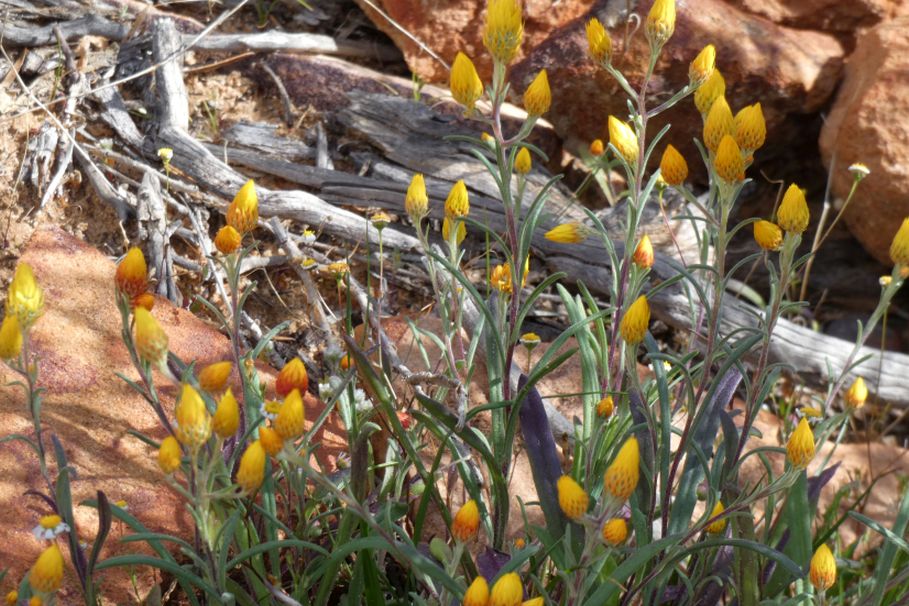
[619, 295, 650, 345]
[844, 376, 868, 409]
[515, 147, 532, 174]
[227, 179, 258, 234]
[490, 263, 512, 294]
[786, 417, 815, 468]
[689, 44, 716, 86]
[30, 597, 42, 606]
[405, 173, 429, 222]
[713, 135, 744, 183]
[706, 500, 727, 534]
[445, 180, 470, 219]
[522, 599, 543, 606]
[777, 184, 810, 234]
[734, 103, 766, 152]
[645, 0, 676, 49]
[483, 0, 523, 66]
[259, 426, 284, 457]
[463, 576, 490, 606]
[589, 138, 605, 156]
[132, 293, 155, 312]
[158, 435, 182, 474]
[133, 307, 168, 368]
[586, 17, 612, 66]
[544, 222, 591, 244]
[0, 314, 22, 360]
[557, 475, 589, 520]
[489, 572, 522, 606]
[452, 499, 480, 542]
[212, 388, 240, 438]
[236, 440, 266, 493]
[29, 543, 63, 593]
[175, 384, 212, 450]
[198, 361, 232, 393]
[276, 357, 308, 397]
[597, 395, 615, 418]
[602, 518, 628, 545]
[443, 217, 467, 246]
[115, 247, 148, 299]
[695, 68, 725, 116]
[604, 435, 640, 501]
[753, 220, 783, 251]
[703, 96, 734, 153]
[450, 52, 484, 112]
[633, 234, 654, 269]
[274, 388, 305, 441]
[608, 116, 638, 165]
[660, 144, 688, 186]
[214, 225, 242, 254]
[6, 591, 18, 605]
[890, 217, 909, 266]
[7, 262, 44, 328]
[523, 69, 550, 116]
[809, 543, 836, 591]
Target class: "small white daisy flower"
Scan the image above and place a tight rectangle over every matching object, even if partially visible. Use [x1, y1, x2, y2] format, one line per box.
[260, 400, 281, 422]
[32, 515, 70, 541]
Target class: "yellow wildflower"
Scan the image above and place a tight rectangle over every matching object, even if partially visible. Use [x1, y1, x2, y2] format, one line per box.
[452, 499, 480, 542]
[689, 44, 716, 86]
[214, 225, 242, 254]
[589, 138, 605, 156]
[602, 518, 628, 545]
[32, 515, 69, 541]
[29, 543, 63, 593]
[236, 440, 266, 493]
[212, 388, 240, 439]
[0, 314, 22, 360]
[633, 234, 654, 269]
[703, 96, 734, 153]
[706, 500, 727, 534]
[519, 332, 541, 348]
[227, 179, 258, 234]
[158, 435, 182, 474]
[134, 307, 168, 368]
[645, 0, 676, 49]
[371, 211, 391, 230]
[445, 180, 470, 219]
[777, 184, 810, 234]
[489, 572, 522, 606]
[198, 361, 232, 393]
[275, 388, 305, 441]
[515, 147, 532, 174]
[890, 217, 909, 266]
[276, 357, 308, 397]
[6, 591, 17, 605]
[544, 222, 591, 244]
[523, 70, 551, 116]
[115, 248, 148, 299]
[753, 220, 783, 251]
[734, 103, 766, 152]
[7, 262, 44, 328]
[608, 115, 638, 164]
[597, 395, 615, 418]
[450, 52, 484, 112]
[695, 68, 725, 116]
[405, 173, 429, 222]
[713, 135, 744, 183]
[175, 384, 212, 450]
[557, 475, 589, 520]
[787, 417, 815, 468]
[586, 17, 612, 66]
[660, 144, 688, 186]
[259, 426, 284, 457]
[483, 0, 523, 66]
[463, 576, 490, 606]
[619, 295, 650, 345]
[604, 435, 640, 501]
[844, 376, 868, 409]
[443, 217, 467, 245]
[809, 544, 836, 591]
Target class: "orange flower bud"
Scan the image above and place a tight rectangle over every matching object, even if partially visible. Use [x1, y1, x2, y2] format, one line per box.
[660, 144, 688, 186]
[212, 388, 240, 438]
[116, 247, 148, 299]
[633, 234, 654, 269]
[604, 436, 640, 501]
[198, 361, 232, 393]
[276, 357, 308, 397]
[274, 388, 305, 441]
[452, 499, 481, 542]
[619, 295, 650, 344]
[557, 475, 589, 520]
[227, 179, 258, 234]
[214, 225, 242, 254]
[236, 440, 266, 493]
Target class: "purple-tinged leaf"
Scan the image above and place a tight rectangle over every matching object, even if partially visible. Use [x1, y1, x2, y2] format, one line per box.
[476, 547, 510, 581]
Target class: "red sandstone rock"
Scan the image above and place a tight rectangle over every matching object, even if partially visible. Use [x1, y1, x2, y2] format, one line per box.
[819, 17, 909, 265]
[725, 0, 908, 33]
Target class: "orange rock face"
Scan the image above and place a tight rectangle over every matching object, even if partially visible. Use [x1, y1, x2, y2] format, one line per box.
[0, 228, 344, 603]
[726, 0, 908, 32]
[819, 17, 909, 265]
